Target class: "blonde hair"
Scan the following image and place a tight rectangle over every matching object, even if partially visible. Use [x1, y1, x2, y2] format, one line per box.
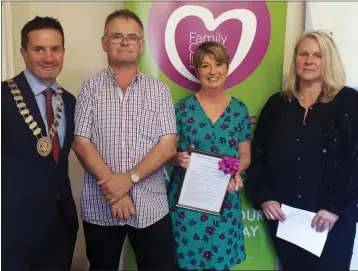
[192, 41, 230, 73]
[283, 30, 346, 103]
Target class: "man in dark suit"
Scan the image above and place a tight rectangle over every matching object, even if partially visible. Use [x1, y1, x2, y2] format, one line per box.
[1, 16, 78, 270]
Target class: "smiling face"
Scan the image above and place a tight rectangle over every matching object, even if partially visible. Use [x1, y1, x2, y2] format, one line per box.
[101, 17, 144, 66]
[197, 53, 228, 91]
[295, 37, 323, 83]
[20, 28, 64, 86]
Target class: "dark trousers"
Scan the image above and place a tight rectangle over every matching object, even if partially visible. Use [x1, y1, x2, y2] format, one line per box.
[83, 214, 178, 270]
[37, 213, 76, 270]
[2, 204, 76, 270]
[268, 217, 356, 270]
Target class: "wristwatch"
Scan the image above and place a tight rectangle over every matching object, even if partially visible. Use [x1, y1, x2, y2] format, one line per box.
[130, 169, 140, 184]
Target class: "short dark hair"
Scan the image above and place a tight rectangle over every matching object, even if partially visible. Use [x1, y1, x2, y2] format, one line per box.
[104, 9, 144, 34]
[21, 16, 64, 50]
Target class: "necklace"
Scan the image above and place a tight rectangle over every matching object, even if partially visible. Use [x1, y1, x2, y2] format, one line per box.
[7, 79, 64, 157]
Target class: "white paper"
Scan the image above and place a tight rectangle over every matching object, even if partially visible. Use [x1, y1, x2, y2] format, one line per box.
[276, 204, 328, 257]
[177, 152, 231, 214]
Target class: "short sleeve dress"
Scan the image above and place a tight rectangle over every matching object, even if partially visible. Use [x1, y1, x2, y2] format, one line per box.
[167, 94, 251, 270]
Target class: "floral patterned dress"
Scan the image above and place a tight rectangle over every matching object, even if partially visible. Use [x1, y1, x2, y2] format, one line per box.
[168, 94, 251, 270]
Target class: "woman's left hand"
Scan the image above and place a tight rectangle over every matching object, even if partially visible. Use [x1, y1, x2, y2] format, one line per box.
[227, 172, 243, 193]
[311, 209, 339, 232]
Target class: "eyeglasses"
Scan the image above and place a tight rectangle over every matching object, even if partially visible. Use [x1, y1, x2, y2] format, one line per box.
[106, 33, 142, 45]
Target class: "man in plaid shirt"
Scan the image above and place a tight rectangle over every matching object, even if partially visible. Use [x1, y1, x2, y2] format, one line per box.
[73, 9, 177, 270]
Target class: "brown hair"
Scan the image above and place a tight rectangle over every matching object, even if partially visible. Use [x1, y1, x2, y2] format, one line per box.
[104, 9, 144, 34]
[192, 41, 230, 72]
[21, 16, 64, 50]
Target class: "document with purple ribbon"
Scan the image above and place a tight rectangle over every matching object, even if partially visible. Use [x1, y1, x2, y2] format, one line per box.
[176, 149, 232, 216]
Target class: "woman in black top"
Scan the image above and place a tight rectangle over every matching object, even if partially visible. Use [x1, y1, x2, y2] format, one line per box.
[246, 30, 358, 270]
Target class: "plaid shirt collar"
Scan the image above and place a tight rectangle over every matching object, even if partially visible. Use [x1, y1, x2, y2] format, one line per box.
[106, 66, 141, 85]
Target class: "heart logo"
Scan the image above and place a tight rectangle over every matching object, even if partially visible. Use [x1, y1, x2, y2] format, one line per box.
[165, 5, 257, 83]
[147, 2, 271, 91]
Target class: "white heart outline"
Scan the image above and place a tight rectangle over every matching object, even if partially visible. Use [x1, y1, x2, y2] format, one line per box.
[165, 5, 257, 83]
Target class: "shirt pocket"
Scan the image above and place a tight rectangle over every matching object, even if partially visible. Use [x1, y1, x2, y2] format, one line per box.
[136, 103, 159, 143]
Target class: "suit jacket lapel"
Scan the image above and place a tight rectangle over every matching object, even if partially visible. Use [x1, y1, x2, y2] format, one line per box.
[13, 72, 57, 165]
[14, 72, 48, 137]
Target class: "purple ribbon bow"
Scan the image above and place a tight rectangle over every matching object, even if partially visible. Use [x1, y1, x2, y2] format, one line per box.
[218, 157, 240, 175]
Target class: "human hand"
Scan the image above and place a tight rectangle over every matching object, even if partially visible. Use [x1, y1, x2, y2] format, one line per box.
[262, 201, 286, 222]
[110, 194, 136, 219]
[227, 172, 243, 193]
[177, 151, 190, 169]
[311, 209, 339, 232]
[98, 172, 133, 204]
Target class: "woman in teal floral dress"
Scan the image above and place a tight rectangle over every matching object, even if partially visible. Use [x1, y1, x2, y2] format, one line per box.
[168, 41, 251, 270]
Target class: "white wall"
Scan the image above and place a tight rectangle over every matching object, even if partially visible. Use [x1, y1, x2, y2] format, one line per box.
[1, 2, 15, 80]
[306, 2, 358, 89]
[2, 2, 305, 270]
[283, 2, 305, 77]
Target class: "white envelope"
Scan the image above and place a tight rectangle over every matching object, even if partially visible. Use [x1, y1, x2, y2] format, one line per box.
[276, 204, 328, 257]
